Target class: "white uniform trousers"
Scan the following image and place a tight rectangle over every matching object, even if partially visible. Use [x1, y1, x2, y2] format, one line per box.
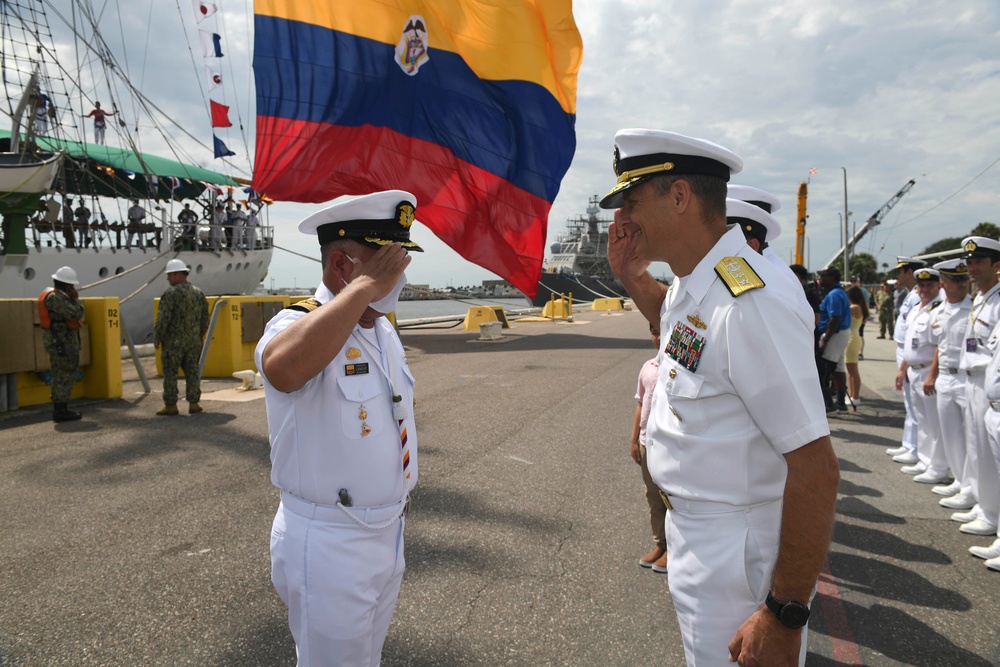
[965, 374, 1000, 526]
[907, 366, 949, 477]
[665, 499, 809, 667]
[983, 407, 1000, 539]
[935, 372, 969, 491]
[271, 493, 406, 667]
[897, 347, 918, 456]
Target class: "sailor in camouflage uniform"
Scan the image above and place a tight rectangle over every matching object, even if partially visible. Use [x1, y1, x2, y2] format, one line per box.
[154, 259, 209, 415]
[40, 266, 85, 422]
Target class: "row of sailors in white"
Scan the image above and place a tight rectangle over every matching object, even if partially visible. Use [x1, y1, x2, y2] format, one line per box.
[209, 203, 258, 250]
[887, 240, 1000, 572]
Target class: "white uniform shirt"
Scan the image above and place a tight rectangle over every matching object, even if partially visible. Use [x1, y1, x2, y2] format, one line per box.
[902, 297, 941, 367]
[893, 288, 922, 345]
[930, 295, 972, 371]
[983, 319, 1000, 402]
[646, 226, 830, 507]
[960, 282, 1000, 372]
[255, 283, 417, 508]
[762, 246, 814, 328]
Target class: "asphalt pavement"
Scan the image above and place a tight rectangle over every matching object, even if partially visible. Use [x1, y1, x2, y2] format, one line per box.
[1, 308, 998, 666]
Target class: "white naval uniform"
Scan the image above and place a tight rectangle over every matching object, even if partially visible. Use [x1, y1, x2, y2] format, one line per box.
[762, 246, 814, 327]
[646, 226, 829, 667]
[959, 282, 1000, 527]
[980, 318, 1000, 541]
[929, 295, 972, 491]
[903, 297, 948, 476]
[894, 289, 923, 456]
[255, 282, 417, 667]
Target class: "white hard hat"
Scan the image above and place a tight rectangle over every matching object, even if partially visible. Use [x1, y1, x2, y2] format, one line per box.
[52, 266, 79, 285]
[166, 259, 189, 273]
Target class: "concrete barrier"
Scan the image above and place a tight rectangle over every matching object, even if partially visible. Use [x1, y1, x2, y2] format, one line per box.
[463, 305, 499, 331]
[478, 321, 502, 340]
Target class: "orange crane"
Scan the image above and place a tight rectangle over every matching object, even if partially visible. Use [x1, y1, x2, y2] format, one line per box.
[794, 181, 807, 266]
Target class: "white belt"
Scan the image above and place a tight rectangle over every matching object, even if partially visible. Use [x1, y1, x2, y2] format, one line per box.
[280, 490, 407, 529]
[660, 491, 780, 515]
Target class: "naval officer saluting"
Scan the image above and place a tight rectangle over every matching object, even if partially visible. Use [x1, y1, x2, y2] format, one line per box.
[604, 129, 839, 667]
[255, 190, 422, 666]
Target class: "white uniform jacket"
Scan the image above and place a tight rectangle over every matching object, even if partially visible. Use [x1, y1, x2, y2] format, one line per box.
[960, 282, 1000, 372]
[255, 283, 417, 508]
[646, 226, 830, 507]
[903, 297, 941, 368]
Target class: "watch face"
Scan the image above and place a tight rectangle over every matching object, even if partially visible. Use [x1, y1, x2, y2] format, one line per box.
[780, 602, 811, 628]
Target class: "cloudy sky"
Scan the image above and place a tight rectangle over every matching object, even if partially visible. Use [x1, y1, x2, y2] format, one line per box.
[32, 0, 1000, 289]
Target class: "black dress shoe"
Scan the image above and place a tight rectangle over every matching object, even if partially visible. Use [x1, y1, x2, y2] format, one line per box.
[52, 403, 82, 423]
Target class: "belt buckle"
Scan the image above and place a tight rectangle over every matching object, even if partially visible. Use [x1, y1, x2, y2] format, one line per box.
[658, 490, 674, 510]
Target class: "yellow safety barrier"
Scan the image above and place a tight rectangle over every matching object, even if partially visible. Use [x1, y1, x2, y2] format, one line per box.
[462, 305, 499, 331]
[541, 293, 573, 319]
[155, 295, 288, 378]
[489, 305, 511, 328]
[0, 297, 123, 407]
[592, 297, 625, 311]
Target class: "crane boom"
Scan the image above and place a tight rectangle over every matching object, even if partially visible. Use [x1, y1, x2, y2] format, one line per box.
[794, 181, 807, 266]
[823, 178, 917, 271]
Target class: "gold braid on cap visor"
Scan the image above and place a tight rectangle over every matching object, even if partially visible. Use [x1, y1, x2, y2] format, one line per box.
[616, 162, 675, 184]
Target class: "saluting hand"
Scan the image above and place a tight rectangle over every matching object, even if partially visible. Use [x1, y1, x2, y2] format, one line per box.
[608, 211, 650, 281]
[348, 242, 411, 301]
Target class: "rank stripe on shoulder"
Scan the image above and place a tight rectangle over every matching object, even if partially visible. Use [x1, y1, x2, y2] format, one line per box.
[715, 256, 765, 297]
[287, 298, 321, 313]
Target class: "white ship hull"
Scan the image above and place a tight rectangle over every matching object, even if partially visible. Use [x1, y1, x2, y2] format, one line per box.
[0, 244, 272, 344]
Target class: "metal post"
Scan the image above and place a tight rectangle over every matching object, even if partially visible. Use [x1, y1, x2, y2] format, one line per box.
[200, 298, 228, 376]
[842, 167, 849, 279]
[121, 320, 151, 394]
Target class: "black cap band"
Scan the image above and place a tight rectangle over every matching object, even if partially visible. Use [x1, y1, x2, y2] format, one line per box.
[743, 199, 773, 213]
[730, 216, 767, 244]
[317, 218, 408, 245]
[616, 153, 731, 181]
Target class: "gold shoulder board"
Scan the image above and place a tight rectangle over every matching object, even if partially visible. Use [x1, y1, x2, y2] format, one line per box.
[715, 256, 765, 297]
[287, 298, 322, 313]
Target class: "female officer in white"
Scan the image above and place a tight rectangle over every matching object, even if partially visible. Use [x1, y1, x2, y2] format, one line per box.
[255, 191, 421, 667]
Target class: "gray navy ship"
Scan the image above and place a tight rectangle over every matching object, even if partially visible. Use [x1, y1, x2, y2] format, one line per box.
[533, 195, 627, 307]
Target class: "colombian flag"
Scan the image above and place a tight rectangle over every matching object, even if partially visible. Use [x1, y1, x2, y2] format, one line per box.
[253, 1, 582, 298]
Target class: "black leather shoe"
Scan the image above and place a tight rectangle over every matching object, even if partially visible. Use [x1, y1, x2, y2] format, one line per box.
[53, 403, 82, 423]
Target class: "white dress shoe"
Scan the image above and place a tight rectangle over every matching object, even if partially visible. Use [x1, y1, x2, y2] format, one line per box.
[986, 555, 1000, 572]
[969, 538, 1000, 560]
[901, 463, 927, 475]
[886, 445, 908, 456]
[893, 452, 919, 464]
[940, 492, 976, 510]
[932, 480, 962, 497]
[913, 471, 950, 484]
[959, 519, 999, 535]
[951, 507, 980, 523]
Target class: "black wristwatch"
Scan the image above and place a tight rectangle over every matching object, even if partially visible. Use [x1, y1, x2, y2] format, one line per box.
[765, 592, 810, 629]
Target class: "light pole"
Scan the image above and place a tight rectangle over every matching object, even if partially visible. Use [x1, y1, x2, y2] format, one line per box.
[841, 167, 849, 279]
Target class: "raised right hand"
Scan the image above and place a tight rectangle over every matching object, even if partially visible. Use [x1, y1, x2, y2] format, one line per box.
[608, 210, 650, 281]
[348, 242, 411, 301]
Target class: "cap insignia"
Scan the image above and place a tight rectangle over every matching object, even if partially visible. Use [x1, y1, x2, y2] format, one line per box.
[395, 201, 415, 229]
[966, 240, 978, 252]
[613, 145, 621, 176]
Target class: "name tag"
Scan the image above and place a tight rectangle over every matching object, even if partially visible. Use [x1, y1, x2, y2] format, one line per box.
[967, 338, 978, 353]
[911, 338, 919, 350]
[345, 363, 369, 376]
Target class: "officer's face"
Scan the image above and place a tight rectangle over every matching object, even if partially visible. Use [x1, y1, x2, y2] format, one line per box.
[966, 256, 997, 285]
[940, 277, 969, 302]
[618, 181, 673, 262]
[914, 279, 939, 304]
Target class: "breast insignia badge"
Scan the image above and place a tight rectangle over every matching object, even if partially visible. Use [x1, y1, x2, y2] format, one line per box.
[346, 347, 362, 360]
[715, 256, 765, 297]
[686, 313, 707, 329]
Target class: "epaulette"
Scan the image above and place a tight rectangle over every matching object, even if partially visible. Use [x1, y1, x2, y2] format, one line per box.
[715, 256, 765, 297]
[929, 299, 942, 310]
[287, 298, 322, 313]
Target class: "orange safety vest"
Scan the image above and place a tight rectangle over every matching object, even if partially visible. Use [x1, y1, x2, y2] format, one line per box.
[37, 288, 82, 330]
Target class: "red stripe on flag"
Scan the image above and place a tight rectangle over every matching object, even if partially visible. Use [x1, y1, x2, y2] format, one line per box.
[253, 117, 550, 298]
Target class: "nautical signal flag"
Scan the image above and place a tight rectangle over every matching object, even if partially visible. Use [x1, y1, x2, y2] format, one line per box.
[199, 30, 224, 57]
[205, 66, 222, 90]
[193, 1, 217, 22]
[809, 167, 818, 175]
[210, 100, 232, 128]
[252, 0, 583, 299]
[213, 135, 236, 158]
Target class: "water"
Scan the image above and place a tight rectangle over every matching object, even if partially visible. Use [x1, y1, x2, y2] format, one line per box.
[394, 297, 530, 320]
